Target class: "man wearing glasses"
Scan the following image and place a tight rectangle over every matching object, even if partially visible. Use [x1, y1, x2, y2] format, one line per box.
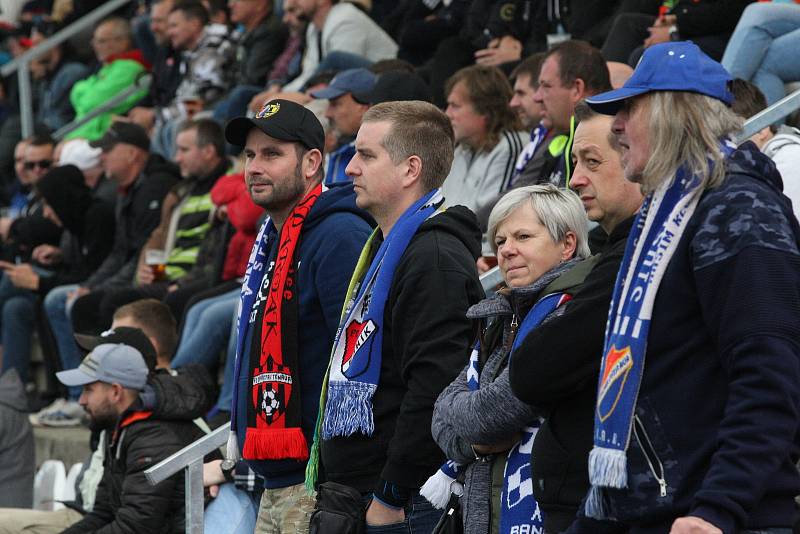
[0, 135, 54, 241]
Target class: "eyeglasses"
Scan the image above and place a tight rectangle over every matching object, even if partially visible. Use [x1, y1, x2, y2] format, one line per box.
[24, 159, 52, 170]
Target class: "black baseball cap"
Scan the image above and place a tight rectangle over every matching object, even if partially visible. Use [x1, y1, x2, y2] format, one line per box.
[225, 99, 325, 152]
[369, 71, 432, 105]
[75, 327, 158, 372]
[89, 121, 151, 152]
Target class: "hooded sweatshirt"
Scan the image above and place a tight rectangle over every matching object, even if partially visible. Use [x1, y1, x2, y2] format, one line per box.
[576, 142, 800, 533]
[762, 125, 800, 222]
[234, 183, 374, 488]
[319, 204, 485, 500]
[0, 369, 34, 508]
[36, 164, 116, 295]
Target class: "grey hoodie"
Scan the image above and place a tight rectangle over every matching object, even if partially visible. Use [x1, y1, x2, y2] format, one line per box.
[762, 125, 800, 221]
[0, 369, 34, 508]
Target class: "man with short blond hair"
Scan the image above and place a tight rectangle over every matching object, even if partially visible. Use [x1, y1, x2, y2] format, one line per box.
[310, 101, 483, 533]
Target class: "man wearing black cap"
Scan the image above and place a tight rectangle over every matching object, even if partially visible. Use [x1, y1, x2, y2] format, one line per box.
[224, 99, 373, 532]
[33, 121, 178, 427]
[310, 68, 377, 186]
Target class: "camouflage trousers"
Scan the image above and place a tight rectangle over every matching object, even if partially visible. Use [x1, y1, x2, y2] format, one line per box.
[254, 482, 316, 534]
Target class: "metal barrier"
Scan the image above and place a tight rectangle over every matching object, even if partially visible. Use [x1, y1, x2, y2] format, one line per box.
[737, 87, 800, 143]
[52, 74, 152, 140]
[1, 0, 134, 138]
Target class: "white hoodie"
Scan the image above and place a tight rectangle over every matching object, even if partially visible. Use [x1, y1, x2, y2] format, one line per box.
[762, 126, 800, 221]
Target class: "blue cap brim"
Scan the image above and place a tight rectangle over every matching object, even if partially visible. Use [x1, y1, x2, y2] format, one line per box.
[309, 86, 348, 100]
[56, 367, 96, 387]
[585, 86, 652, 115]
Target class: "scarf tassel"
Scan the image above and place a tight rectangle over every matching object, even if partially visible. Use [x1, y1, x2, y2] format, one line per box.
[226, 431, 240, 462]
[421, 469, 463, 509]
[322, 381, 376, 439]
[584, 485, 606, 519]
[588, 447, 628, 488]
[242, 427, 309, 461]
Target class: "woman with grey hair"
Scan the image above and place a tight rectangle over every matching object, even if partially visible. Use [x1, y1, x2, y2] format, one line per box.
[426, 184, 590, 534]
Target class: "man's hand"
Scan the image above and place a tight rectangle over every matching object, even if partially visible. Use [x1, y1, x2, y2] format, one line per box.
[0, 262, 40, 290]
[32, 244, 62, 266]
[475, 36, 523, 66]
[365, 498, 405, 526]
[644, 16, 675, 48]
[203, 459, 225, 498]
[137, 262, 155, 285]
[670, 517, 722, 534]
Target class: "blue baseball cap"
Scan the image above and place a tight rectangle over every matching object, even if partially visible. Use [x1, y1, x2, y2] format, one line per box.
[586, 41, 733, 115]
[310, 68, 377, 104]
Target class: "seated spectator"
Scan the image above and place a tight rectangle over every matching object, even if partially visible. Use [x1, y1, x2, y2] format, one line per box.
[4, 138, 30, 219]
[65, 17, 150, 141]
[508, 102, 643, 533]
[103, 300, 178, 369]
[52, 335, 203, 533]
[0, 164, 115, 388]
[57, 138, 117, 204]
[128, 0, 182, 134]
[29, 26, 89, 132]
[0, 369, 34, 509]
[34, 122, 178, 427]
[248, 0, 397, 109]
[381, 0, 469, 66]
[151, 1, 236, 158]
[309, 67, 376, 185]
[601, 0, 752, 65]
[429, 184, 590, 534]
[722, 2, 800, 106]
[210, 0, 288, 124]
[71, 118, 230, 335]
[729, 78, 800, 221]
[442, 64, 525, 232]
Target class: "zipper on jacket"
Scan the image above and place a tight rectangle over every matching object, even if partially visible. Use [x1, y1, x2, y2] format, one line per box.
[505, 314, 519, 352]
[633, 415, 667, 498]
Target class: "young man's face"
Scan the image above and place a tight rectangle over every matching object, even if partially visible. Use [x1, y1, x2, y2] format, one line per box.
[243, 128, 306, 211]
[174, 128, 210, 178]
[167, 10, 202, 51]
[79, 381, 119, 431]
[347, 121, 406, 218]
[510, 74, 542, 130]
[22, 143, 54, 185]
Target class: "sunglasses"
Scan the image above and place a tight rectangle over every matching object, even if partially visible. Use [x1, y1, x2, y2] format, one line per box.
[24, 159, 52, 170]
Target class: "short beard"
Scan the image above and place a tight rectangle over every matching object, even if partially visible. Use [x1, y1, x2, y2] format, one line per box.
[88, 412, 117, 432]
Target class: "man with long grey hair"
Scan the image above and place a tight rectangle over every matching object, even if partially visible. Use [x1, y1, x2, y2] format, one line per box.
[573, 41, 800, 534]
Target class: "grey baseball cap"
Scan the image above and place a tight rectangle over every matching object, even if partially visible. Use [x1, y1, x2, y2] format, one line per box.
[56, 343, 149, 391]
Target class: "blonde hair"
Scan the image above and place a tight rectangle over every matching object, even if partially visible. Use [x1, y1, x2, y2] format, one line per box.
[640, 92, 742, 193]
[487, 184, 591, 258]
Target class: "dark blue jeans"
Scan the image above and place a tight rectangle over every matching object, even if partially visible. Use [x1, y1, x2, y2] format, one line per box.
[365, 493, 442, 534]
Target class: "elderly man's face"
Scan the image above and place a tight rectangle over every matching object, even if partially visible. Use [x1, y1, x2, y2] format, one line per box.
[534, 54, 578, 133]
[570, 114, 642, 234]
[612, 95, 651, 183]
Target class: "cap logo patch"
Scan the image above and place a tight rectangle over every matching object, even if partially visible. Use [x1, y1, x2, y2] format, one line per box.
[257, 102, 281, 119]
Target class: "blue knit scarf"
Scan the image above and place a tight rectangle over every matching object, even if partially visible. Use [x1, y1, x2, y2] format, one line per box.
[585, 142, 735, 517]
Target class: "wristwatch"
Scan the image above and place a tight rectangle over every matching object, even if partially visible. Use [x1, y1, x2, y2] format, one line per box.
[220, 459, 236, 483]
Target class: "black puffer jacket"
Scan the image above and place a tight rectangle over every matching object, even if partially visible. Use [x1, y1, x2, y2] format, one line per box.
[62, 368, 214, 534]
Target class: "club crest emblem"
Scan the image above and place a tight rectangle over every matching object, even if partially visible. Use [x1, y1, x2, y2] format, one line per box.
[252, 357, 292, 424]
[597, 345, 633, 422]
[257, 102, 280, 119]
[342, 319, 376, 378]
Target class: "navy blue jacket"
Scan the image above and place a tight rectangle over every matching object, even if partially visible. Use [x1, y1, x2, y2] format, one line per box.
[579, 142, 800, 533]
[234, 184, 374, 489]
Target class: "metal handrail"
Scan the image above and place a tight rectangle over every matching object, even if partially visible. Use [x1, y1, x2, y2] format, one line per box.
[145, 422, 229, 534]
[3, 0, 135, 138]
[52, 74, 152, 140]
[737, 87, 800, 143]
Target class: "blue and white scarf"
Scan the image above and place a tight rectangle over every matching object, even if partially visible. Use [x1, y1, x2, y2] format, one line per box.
[422, 292, 570, 532]
[585, 142, 735, 517]
[511, 124, 549, 185]
[322, 189, 444, 438]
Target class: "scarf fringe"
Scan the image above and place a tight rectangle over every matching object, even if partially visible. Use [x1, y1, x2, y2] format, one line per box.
[242, 427, 309, 461]
[584, 485, 607, 519]
[226, 431, 240, 462]
[322, 381, 377, 438]
[588, 446, 627, 488]
[421, 469, 460, 509]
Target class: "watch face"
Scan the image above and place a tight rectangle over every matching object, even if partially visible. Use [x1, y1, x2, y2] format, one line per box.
[221, 459, 236, 472]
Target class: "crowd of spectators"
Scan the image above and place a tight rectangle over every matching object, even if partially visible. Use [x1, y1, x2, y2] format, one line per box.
[0, 0, 798, 533]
